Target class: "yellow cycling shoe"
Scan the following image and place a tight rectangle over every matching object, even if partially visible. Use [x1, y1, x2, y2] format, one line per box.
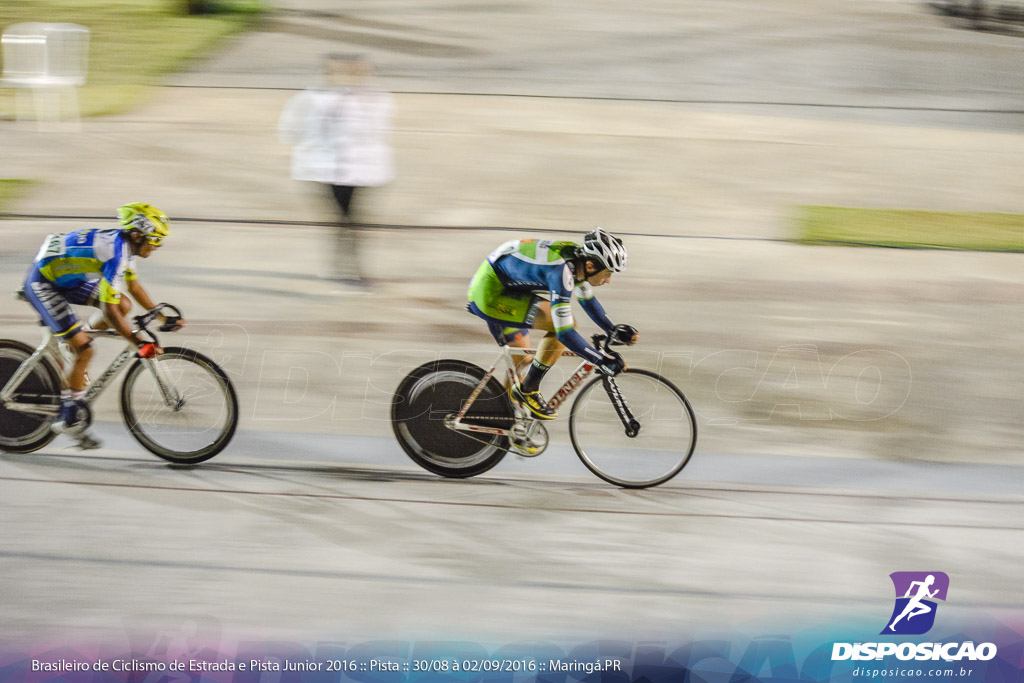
[510, 382, 558, 420]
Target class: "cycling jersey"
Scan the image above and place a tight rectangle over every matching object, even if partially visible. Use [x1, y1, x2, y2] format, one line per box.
[24, 229, 137, 336]
[467, 238, 614, 364]
[33, 229, 137, 303]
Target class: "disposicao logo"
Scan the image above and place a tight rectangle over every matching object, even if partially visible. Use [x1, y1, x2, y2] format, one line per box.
[831, 572, 998, 662]
[882, 571, 949, 635]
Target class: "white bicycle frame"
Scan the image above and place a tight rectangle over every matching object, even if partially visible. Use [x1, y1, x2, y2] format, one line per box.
[450, 345, 596, 437]
[0, 325, 181, 418]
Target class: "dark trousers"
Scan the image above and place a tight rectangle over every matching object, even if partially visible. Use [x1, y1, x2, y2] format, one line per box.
[330, 184, 356, 216]
[327, 184, 363, 282]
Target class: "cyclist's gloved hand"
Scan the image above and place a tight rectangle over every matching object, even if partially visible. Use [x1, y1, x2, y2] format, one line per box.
[160, 315, 184, 332]
[611, 324, 639, 346]
[596, 353, 626, 377]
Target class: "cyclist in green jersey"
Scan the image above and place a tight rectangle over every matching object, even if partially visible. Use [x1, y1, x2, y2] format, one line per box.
[467, 227, 638, 419]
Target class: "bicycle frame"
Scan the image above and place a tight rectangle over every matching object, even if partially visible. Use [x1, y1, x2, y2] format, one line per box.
[0, 325, 180, 418]
[450, 345, 596, 437]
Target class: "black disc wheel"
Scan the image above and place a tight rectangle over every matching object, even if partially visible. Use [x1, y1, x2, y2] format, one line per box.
[0, 339, 61, 454]
[392, 359, 513, 478]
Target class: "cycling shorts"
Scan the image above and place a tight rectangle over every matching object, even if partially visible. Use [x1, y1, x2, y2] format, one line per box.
[23, 268, 100, 337]
[466, 261, 541, 344]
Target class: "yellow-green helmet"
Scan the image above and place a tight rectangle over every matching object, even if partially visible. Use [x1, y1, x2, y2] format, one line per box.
[117, 203, 170, 243]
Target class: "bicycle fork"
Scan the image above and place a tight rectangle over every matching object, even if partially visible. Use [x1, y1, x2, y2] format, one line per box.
[603, 375, 641, 438]
[146, 358, 185, 411]
[92, 351, 184, 412]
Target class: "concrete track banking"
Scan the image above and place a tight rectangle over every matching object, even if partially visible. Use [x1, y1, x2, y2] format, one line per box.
[1, 430, 1021, 644]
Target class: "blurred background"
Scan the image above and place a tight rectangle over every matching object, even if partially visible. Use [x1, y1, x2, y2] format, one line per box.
[1, 0, 1022, 651]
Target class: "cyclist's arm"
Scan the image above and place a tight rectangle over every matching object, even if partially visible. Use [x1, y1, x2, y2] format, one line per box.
[552, 310, 604, 364]
[576, 282, 614, 333]
[126, 275, 156, 311]
[127, 273, 185, 329]
[100, 284, 146, 346]
[549, 268, 604, 364]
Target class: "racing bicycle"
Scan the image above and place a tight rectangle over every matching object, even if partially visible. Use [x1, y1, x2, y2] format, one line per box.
[391, 325, 697, 488]
[0, 295, 238, 463]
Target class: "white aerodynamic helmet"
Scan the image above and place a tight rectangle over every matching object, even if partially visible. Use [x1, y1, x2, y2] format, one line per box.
[580, 227, 627, 273]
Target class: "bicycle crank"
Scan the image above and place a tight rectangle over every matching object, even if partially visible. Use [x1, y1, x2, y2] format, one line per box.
[52, 401, 93, 435]
[510, 420, 548, 457]
[444, 415, 549, 458]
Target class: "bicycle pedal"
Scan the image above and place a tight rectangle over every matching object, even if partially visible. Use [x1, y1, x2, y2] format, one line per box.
[52, 419, 84, 435]
[73, 432, 103, 450]
[511, 421, 548, 457]
[511, 443, 543, 457]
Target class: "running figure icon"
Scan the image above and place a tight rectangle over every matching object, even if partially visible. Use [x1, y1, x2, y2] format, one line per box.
[882, 571, 950, 635]
[888, 575, 938, 631]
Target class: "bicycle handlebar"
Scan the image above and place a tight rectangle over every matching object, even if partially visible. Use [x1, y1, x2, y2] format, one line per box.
[591, 323, 634, 362]
[133, 303, 183, 346]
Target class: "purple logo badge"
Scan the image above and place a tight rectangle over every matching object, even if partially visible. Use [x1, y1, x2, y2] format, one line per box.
[881, 572, 950, 635]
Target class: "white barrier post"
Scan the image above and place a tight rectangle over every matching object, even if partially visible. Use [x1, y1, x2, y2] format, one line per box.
[1, 22, 90, 130]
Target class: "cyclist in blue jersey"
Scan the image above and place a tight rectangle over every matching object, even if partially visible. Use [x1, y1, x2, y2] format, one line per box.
[22, 203, 183, 449]
[467, 227, 638, 419]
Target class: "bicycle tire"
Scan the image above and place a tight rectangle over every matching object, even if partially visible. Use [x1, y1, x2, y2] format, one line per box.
[569, 368, 697, 488]
[0, 339, 61, 454]
[120, 346, 238, 464]
[392, 359, 513, 478]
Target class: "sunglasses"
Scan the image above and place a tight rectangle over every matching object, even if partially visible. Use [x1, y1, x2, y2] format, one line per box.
[145, 235, 165, 246]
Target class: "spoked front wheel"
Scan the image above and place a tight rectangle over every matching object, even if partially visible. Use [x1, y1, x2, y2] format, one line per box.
[120, 346, 238, 464]
[569, 368, 696, 488]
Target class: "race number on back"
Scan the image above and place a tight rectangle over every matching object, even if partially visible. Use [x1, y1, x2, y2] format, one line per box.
[35, 234, 66, 262]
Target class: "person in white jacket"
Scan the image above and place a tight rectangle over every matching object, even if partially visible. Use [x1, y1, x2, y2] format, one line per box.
[278, 54, 395, 290]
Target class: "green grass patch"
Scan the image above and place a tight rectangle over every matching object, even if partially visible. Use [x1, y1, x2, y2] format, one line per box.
[796, 206, 1024, 253]
[0, 0, 264, 118]
[0, 179, 34, 212]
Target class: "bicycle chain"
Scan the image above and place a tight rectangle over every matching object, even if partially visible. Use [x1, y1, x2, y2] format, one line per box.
[452, 428, 527, 457]
[449, 412, 541, 457]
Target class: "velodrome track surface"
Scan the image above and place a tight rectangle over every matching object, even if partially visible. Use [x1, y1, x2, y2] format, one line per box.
[2, 219, 1023, 643]
[2, 427, 1022, 644]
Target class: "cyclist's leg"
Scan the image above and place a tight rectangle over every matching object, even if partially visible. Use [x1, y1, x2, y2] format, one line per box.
[60, 328, 101, 446]
[63, 330, 93, 392]
[517, 300, 567, 392]
[504, 329, 533, 382]
[467, 261, 537, 354]
[49, 280, 100, 389]
[524, 300, 564, 363]
[23, 271, 100, 444]
[467, 263, 563, 416]
[23, 270, 88, 357]
[467, 310, 534, 387]
[474, 302, 566, 397]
